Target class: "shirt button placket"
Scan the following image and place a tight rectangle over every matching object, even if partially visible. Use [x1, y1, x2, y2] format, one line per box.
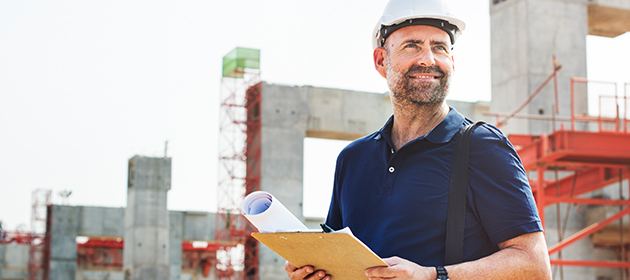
[388, 166, 395, 173]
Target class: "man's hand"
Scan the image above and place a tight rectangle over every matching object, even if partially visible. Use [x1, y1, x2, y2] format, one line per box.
[284, 261, 330, 280]
[365, 257, 435, 280]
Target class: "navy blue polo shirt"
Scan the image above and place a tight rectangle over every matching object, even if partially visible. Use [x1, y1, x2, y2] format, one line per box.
[325, 107, 542, 266]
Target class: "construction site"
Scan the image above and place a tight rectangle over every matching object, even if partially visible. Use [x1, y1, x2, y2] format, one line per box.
[2, 0, 630, 279]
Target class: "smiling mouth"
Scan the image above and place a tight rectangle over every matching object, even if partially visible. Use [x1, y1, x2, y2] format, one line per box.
[410, 74, 441, 79]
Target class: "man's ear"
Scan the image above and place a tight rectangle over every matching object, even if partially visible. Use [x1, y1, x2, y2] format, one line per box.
[451, 55, 455, 72]
[373, 47, 387, 78]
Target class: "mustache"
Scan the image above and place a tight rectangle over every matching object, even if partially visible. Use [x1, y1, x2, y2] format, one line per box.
[406, 65, 445, 77]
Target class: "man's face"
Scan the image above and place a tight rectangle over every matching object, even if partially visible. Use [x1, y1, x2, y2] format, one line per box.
[377, 25, 455, 106]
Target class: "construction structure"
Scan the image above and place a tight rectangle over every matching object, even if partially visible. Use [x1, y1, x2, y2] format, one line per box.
[216, 47, 262, 280]
[2, 0, 630, 279]
[487, 0, 630, 279]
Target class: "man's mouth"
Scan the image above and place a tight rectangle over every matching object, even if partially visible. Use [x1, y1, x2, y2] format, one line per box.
[405, 66, 445, 81]
[410, 74, 441, 80]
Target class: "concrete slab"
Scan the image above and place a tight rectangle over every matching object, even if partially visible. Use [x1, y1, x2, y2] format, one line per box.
[78, 206, 125, 237]
[588, 1, 630, 37]
[304, 85, 392, 140]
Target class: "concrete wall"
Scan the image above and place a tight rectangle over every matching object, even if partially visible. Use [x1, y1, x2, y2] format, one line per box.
[44, 205, 216, 280]
[78, 207, 125, 237]
[0, 243, 29, 279]
[490, 0, 589, 136]
[305, 85, 393, 141]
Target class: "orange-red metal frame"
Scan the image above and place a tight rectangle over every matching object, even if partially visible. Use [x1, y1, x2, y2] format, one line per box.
[216, 67, 261, 280]
[75, 237, 221, 276]
[509, 77, 630, 269]
[76, 238, 124, 268]
[28, 190, 51, 280]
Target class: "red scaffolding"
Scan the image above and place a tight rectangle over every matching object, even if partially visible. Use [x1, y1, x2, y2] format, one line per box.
[506, 78, 630, 275]
[216, 47, 262, 280]
[75, 237, 219, 277]
[28, 189, 51, 280]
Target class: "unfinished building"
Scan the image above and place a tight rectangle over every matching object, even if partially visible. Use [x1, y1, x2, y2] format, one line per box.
[2, 0, 630, 279]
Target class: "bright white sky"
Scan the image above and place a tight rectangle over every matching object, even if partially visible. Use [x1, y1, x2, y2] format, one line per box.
[1, 0, 629, 231]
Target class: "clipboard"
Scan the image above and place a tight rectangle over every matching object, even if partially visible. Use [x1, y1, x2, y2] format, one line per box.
[252, 231, 388, 280]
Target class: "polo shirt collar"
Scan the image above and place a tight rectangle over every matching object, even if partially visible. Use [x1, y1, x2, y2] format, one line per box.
[425, 106, 467, 143]
[375, 106, 467, 144]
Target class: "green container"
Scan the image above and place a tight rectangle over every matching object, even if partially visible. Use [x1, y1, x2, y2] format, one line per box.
[222, 47, 260, 78]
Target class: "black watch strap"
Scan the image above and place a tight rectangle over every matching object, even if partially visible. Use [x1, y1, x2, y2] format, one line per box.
[436, 266, 449, 280]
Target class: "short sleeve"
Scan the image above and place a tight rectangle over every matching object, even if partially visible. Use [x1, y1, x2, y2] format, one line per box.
[467, 125, 543, 245]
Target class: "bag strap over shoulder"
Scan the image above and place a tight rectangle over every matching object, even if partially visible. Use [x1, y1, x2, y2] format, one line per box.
[444, 121, 485, 265]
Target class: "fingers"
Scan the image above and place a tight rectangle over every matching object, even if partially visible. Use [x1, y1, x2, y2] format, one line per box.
[284, 261, 331, 280]
[365, 257, 415, 279]
[365, 266, 392, 279]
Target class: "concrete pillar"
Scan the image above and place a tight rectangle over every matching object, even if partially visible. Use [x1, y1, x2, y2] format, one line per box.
[490, 0, 589, 136]
[124, 156, 171, 280]
[49, 205, 80, 280]
[258, 84, 309, 280]
[169, 211, 183, 280]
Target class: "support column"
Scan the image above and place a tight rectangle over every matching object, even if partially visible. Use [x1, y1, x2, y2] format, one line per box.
[259, 84, 309, 280]
[49, 205, 79, 280]
[168, 211, 183, 280]
[124, 156, 171, 280]
[490, 0, 589, 135]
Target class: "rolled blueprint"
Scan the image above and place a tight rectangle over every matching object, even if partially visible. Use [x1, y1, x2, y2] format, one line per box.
[242, 191, 308, 233]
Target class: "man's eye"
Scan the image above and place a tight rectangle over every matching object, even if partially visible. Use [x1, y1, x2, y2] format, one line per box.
[435, 46, 446, 51]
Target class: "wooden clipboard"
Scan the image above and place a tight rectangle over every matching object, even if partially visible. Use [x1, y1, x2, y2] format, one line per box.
[252, 232, 388, 280]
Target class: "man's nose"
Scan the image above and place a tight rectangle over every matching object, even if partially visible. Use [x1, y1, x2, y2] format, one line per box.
[415, 49, 436, 67]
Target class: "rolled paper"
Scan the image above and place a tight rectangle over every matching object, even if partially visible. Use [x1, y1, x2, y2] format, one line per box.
[242, 191, 308, 233]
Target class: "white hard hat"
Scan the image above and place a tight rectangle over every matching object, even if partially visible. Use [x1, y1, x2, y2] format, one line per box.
[372, 0, 466, 50]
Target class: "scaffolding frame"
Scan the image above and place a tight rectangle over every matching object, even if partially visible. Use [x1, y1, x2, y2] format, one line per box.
[28, 189, 51, 280]
[216, 47, 261, 280]
[506, 77, 630, 277]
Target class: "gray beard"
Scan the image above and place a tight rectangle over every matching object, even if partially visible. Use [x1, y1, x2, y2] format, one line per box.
[386, 59, 451, 106]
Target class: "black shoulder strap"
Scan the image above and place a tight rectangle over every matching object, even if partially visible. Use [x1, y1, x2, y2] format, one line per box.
[444, 121, 484, 265]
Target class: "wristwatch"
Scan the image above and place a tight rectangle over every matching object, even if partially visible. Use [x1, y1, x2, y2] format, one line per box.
[436, 266, 449, 280]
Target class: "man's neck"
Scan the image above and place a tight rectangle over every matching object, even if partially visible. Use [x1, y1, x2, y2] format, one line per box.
[390, 100, 449, 151]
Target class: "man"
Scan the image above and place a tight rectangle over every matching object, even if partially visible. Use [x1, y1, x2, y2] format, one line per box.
[285, 0, 552, 279]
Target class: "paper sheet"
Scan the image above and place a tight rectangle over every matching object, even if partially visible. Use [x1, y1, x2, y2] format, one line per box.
[242, 191, 308, 233]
